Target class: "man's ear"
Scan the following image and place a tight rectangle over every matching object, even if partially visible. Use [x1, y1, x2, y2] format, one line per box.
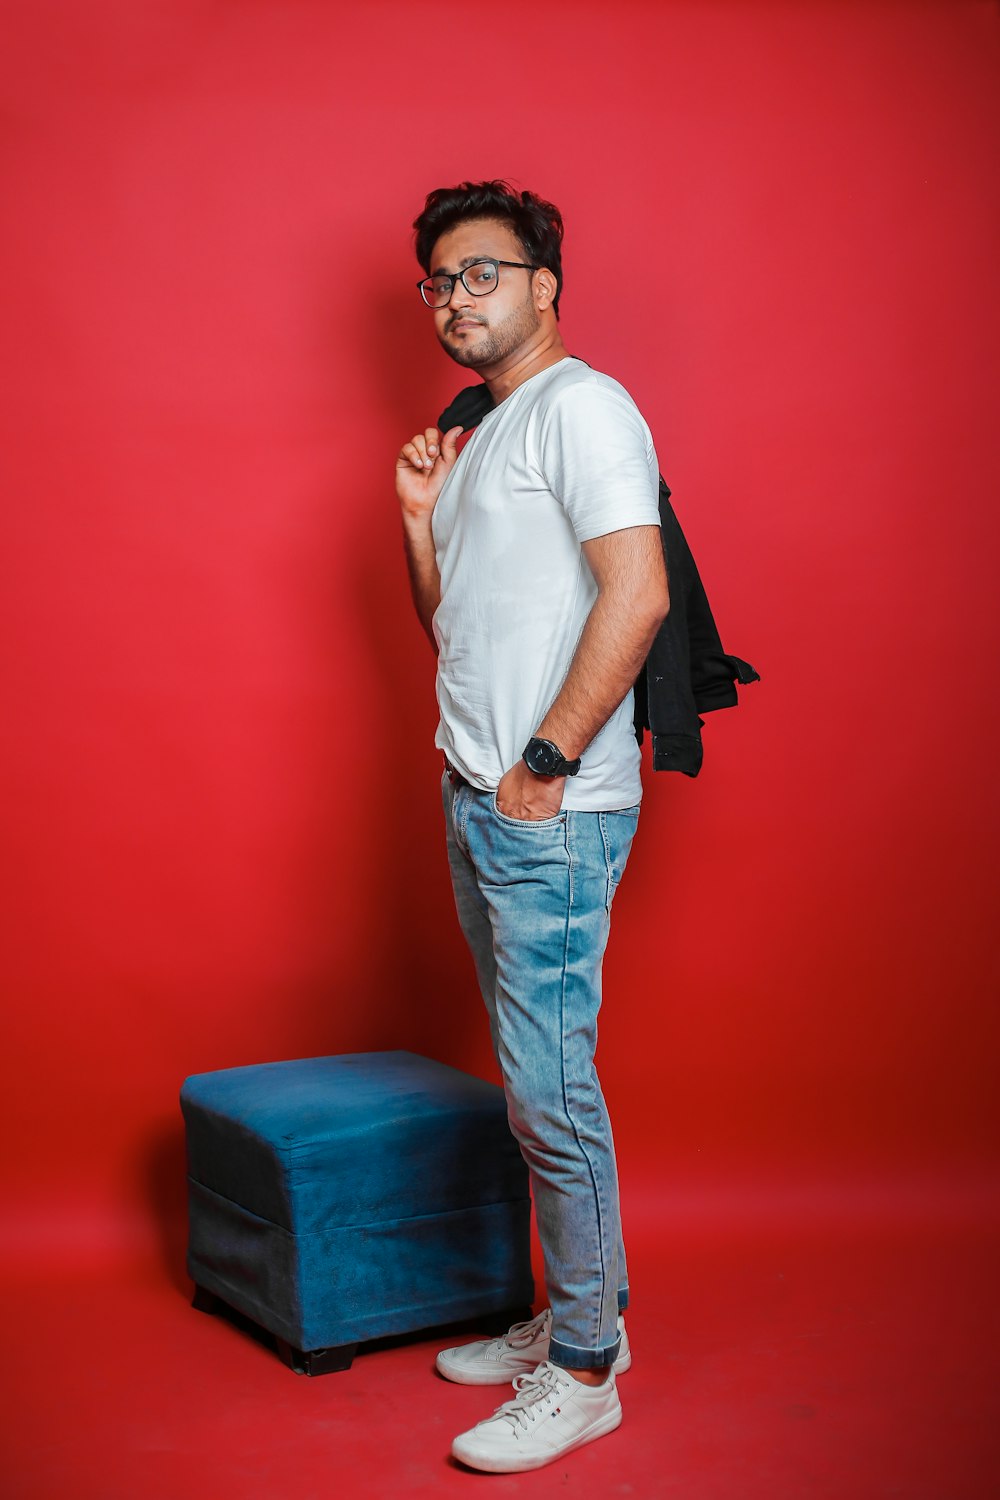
[534, 268, 558, 310]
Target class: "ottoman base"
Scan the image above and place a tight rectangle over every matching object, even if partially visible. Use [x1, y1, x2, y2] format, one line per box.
[191, 1283, 534, 1375]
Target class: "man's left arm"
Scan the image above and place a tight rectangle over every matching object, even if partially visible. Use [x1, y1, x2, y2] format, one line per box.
[496, 525, 670, 820]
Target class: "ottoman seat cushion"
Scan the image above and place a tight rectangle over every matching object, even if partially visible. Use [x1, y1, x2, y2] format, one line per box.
[180, 1050, 533, 1355]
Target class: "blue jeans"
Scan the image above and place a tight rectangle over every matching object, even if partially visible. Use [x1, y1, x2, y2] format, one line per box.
[441, 770, 640, 1370]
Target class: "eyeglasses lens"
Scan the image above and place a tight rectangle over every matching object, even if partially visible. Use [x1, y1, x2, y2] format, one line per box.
[422, 277, 453, 307]
[420, 262, 499, 307]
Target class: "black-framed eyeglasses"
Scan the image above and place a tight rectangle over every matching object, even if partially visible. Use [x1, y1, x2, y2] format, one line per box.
[416, 258, 539, 308]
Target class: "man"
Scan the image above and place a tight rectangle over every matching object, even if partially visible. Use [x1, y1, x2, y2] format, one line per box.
[395, 180, 670, 1474]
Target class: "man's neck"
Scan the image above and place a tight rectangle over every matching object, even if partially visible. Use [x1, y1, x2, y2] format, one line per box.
[481, 330, 569, 406]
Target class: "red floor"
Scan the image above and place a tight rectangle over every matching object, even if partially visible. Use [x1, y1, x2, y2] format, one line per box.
[3, 1183, 998, 1500]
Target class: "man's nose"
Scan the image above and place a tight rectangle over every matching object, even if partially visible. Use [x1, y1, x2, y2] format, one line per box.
[446, 275, 475, 309]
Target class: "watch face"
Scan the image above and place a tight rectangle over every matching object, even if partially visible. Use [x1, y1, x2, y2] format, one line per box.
[528, 739, 558, 774]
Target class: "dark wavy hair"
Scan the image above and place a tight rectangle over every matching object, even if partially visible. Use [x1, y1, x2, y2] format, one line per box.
[413, 180, 565, 319]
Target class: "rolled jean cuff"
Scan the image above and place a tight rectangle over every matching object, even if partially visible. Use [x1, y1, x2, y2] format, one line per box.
[618, 1286, 629, 1313]
[548, 1332, 622, 1371]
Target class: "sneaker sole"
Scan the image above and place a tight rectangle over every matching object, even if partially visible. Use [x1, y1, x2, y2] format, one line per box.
[436, 1347, 631, 1386]
[435, 1352, 539, 1385]
[451, 1404, 623, 1473]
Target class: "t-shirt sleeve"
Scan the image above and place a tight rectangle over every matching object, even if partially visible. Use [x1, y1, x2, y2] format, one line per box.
[537, 380, 662, 542]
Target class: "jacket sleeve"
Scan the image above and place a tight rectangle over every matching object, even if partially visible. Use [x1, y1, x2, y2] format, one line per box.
[634, 479, 760, 776]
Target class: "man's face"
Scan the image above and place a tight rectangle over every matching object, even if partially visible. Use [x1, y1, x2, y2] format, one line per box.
[428, 218, 542, 369]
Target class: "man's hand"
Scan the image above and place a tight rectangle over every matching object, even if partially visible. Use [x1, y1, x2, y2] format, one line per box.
[395, 425, 463, 522]
[495, 760, 566, 822]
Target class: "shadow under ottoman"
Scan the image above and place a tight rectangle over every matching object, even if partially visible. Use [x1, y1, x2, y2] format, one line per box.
[180, 1050, 535, 1373]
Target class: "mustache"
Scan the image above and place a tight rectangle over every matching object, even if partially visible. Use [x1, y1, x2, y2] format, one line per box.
[447, 314, 487, 332]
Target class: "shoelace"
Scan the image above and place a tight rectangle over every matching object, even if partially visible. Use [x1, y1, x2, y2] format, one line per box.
[485, 1307, 552, 1357]
[489, 1362, 568, 1434]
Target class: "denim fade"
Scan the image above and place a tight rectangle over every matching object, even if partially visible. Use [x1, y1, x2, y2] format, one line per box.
[442, 770, 639, 1370]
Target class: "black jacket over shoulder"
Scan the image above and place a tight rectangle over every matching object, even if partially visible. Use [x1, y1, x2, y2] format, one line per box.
[437, 381, 760, 778]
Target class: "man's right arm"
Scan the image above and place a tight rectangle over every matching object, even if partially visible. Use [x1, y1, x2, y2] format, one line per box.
[395, 423, 463, 653]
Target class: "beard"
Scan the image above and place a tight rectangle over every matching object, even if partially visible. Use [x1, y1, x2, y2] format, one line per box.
[438, 292, 541, 368]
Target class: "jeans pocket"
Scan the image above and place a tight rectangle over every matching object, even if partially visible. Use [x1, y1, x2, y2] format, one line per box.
[490, 791, 566, 829]
[600, 805, 640, 906]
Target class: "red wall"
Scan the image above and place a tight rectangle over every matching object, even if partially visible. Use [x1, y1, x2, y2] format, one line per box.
[2, 0, 997, 1266]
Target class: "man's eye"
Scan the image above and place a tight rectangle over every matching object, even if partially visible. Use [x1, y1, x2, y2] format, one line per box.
[469, 264, 497, 287]
[431, 278, 453, 297]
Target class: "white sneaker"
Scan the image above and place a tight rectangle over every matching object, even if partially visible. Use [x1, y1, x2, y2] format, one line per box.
[436, 1308, 631, 1385]
[451, 1360, 622, 1473]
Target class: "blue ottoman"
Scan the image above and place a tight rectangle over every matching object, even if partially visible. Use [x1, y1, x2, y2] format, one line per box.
[180, 1050, 534, 1373]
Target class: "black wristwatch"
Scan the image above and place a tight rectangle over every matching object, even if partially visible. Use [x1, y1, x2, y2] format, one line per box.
[522, 737, 582, 778]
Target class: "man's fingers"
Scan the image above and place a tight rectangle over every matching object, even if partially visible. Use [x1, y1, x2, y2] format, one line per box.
[441, 425, 464, 461]
[401, 436, 433, 471]
[399, 442, 423, 471]
[399, 424, 462, 475]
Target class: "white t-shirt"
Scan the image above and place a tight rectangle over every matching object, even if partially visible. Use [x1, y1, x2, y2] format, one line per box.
[431, 356, 662, 811]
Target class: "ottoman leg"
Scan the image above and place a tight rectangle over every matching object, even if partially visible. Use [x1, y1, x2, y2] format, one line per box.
[191, 1287, 356, 1374]
[192, 1285, 220, 1315]
[275, 1337, 358, 1376]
